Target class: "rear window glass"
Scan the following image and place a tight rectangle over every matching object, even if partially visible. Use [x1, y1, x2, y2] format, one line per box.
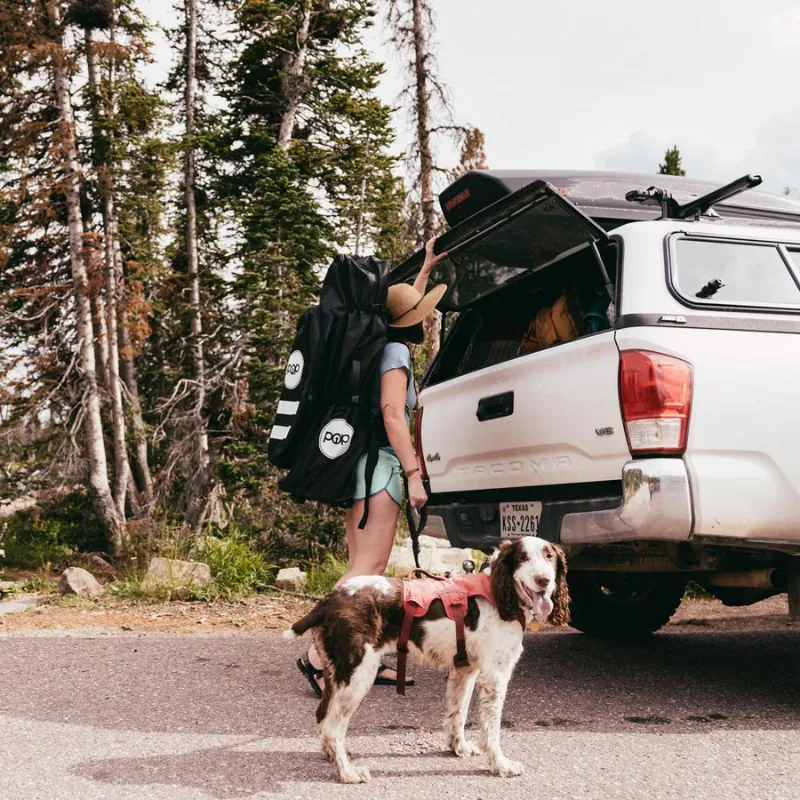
[672, 239, 800, 309]
[427, 197, 598, 309]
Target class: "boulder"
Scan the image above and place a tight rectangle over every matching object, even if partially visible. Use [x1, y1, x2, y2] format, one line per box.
[140, 557, 212, 597]
[58, 567, 104, 599]
[90, 554, 112, 570]
[275, 567, 307, 591]
[388, 538, 474, 575]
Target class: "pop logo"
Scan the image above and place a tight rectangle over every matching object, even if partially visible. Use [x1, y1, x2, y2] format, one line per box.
[318, 418, 354, 460]
[284, 350, 304, 389]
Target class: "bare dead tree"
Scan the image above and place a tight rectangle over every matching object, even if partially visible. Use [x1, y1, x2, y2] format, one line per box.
[83, 20, 129, 517]
[47, 0, 125, 554]
[182, 0, 212, 535]
[277, 0, 313, 152]
[387, 0, 470, 364]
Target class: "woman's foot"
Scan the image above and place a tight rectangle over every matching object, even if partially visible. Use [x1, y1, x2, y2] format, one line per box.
[374, 664, 415, 688]
[297, 651, 324, 698]
[296, 651, 414, 697]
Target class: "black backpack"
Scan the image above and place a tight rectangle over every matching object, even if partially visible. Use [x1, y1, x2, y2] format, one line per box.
[268, 254, 390, 511]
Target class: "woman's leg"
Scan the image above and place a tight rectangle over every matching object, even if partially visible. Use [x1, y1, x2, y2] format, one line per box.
[338, 491, 399, 581]
[306, 490, 410, 683]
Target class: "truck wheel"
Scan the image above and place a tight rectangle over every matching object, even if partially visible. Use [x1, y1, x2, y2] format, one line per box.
[567, 571, 686, 639]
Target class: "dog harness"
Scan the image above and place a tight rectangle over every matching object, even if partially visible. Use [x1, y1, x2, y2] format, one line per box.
[395, 569, 526, 695]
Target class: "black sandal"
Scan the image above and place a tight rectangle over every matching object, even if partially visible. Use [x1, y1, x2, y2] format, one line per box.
[297, 653, 324, 698]
[374, 664, 415, 688]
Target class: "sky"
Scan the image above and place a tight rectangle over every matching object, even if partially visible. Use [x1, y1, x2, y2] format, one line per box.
[141, 0, 800, 196]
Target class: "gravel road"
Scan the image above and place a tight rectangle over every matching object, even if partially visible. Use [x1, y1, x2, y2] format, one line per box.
[1, 600, 799, 800]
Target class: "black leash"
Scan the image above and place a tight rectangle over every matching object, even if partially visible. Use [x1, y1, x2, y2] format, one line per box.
[402, 473, 428, 569]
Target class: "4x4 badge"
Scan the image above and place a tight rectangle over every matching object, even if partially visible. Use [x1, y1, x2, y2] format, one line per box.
[426, 452, 441, 462]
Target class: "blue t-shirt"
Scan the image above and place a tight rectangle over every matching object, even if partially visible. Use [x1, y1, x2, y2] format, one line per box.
[372, 342, 416, 425]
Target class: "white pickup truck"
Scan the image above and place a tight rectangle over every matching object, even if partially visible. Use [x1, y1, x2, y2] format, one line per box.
[392, 170, 800, 638]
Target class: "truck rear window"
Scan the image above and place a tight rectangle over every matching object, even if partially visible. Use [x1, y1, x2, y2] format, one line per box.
[672, 239, 800, 310]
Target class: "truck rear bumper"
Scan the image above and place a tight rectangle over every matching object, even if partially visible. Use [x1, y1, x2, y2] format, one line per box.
[423, 459, 693, 549]
[560, 459, 693, 545]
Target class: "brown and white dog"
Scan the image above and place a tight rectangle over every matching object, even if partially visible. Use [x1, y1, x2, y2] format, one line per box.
[284, 536, 569, 783]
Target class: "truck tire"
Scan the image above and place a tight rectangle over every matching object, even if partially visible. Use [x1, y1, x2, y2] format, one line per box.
[567, 570, 686, 639]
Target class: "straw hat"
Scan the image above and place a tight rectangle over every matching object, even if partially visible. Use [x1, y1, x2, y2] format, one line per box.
[386, 283, 447, 328]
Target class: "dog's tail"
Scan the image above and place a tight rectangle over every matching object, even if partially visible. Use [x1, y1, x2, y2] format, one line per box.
[282, 602, 326, 640]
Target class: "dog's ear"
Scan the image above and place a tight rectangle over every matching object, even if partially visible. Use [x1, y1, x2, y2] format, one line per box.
[491, 540, 524, 621]
[548, 544, 570, 627]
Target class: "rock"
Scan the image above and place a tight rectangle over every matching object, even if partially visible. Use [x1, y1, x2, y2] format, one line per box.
[140, 557, 212, 597]
[58, 567, 104, 599]
[90, 554, 112, 570]
[388, 540, 474, 575]
[275, 567, 307, 591]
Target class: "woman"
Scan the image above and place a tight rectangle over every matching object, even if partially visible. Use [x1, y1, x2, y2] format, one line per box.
[297, 237, 449, 695]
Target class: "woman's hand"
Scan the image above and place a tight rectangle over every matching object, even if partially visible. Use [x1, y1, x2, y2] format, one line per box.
[407, 472, 428, 509]
[423, 236, 448, 271]
[413, 236, 448, 294]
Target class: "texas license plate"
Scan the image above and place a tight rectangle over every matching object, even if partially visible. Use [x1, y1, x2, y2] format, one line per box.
[499, 501, 542, 537]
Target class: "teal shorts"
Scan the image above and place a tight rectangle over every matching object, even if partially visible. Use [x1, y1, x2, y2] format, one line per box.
[353, 447, 403, 506]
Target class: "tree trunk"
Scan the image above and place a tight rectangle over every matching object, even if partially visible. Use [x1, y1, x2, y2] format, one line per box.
[49, 1, 125, 555]
[277, 0, 313, 151]
[115, 244, 154, 507]
[183, 0, 212, 533]
[85, 27, 129, 517]
[86, 23, 152, 509]
[411, 0, 440, 363]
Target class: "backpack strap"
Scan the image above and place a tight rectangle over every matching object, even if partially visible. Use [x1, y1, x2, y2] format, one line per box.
[357, 429, 380, 530]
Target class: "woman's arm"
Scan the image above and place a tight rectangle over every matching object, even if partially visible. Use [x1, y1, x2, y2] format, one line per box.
[412, 236, 448, 295]
[380, 368, 428, 508]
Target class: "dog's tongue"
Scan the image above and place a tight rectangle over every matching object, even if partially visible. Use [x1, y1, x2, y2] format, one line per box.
[532, 592, 553, 620]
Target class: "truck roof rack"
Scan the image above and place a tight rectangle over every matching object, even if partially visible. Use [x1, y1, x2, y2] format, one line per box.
[625, 174, 763, 220]
[438, 170, 800, 230]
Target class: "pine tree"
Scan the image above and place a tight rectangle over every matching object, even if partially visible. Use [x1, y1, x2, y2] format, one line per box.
[659, 145, 686, 176]
[215, 0, 402, 518]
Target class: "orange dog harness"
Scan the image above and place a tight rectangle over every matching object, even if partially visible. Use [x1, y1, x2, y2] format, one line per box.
[395, 570, 525, 695]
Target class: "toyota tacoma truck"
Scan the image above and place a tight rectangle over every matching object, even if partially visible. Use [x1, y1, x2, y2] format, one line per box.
[392, 169, 800, 638]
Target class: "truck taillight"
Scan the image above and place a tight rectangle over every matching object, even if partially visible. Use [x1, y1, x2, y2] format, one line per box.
[619, 350, 693, 455]
[414, 406, 428, 479]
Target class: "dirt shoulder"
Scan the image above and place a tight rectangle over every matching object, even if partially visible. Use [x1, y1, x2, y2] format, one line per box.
[1, 591, 796, 636]
[0, 593, 317, 635]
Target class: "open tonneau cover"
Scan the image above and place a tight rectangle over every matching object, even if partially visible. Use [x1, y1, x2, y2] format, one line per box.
[438, 170, 800, 230]
[390, 180, 608, 311]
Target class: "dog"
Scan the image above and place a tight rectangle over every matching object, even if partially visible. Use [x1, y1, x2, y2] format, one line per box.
[284, 536, 569, 783]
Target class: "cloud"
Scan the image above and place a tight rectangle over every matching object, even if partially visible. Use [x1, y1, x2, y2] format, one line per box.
[594, 107, 800, 196]
[765, 6, 800, 62]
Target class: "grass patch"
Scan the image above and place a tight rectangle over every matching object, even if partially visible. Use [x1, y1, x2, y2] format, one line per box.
[104, 530, 275, 602]
[683, 580, 713, 600]
[306, 554, 349, 596]
[193, 533, 274, 599]
[20, 564, 58, 594]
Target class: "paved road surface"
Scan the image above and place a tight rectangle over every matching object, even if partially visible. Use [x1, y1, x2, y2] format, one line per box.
[1, 625, 799, 799]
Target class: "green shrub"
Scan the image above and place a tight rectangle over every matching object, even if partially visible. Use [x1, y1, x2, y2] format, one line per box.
[3, 492, 106, 567]
[193, 531, 274, 599]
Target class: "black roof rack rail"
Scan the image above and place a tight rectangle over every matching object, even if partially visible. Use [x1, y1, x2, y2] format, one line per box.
[625, 174, 763, 220]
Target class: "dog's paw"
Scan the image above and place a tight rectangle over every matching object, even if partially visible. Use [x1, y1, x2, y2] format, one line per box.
[490, 757, 524, 778]
[338, 764, 371, 784]
[450, 738, 482, 758]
